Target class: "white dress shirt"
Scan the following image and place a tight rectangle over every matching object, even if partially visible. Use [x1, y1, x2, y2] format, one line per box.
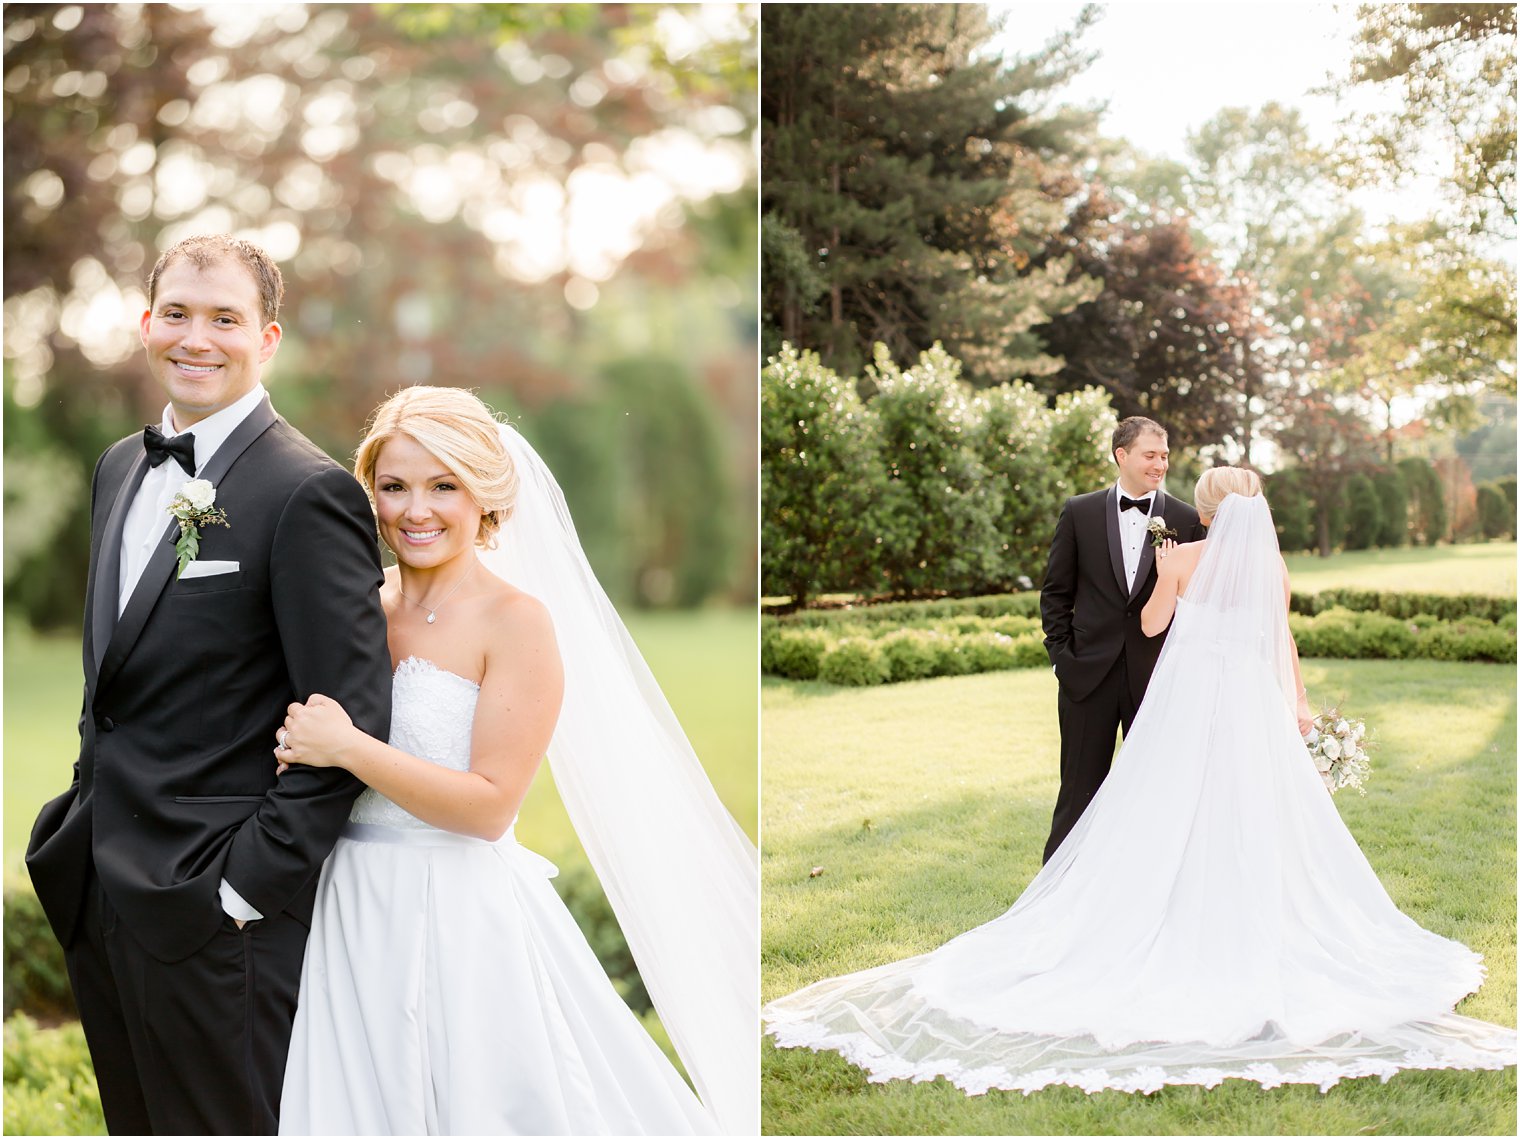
[115, 383, 269, 923]
[1115, 484, 1157, 593]
[118, 384, 269, 614]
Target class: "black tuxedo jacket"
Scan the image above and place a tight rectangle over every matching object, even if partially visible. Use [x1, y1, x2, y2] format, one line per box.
[1040, 486, 1206, 705]
[26, 397, 392, 962]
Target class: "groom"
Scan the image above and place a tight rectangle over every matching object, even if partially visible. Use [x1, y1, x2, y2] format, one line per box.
[25, 235, 392, 1134]
[1038, 416, 1205, 863]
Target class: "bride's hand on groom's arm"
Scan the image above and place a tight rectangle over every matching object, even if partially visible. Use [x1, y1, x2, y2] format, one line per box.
[276, 695, 359, 771]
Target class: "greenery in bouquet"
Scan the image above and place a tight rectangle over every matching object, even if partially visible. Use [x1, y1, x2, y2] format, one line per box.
[1306, 706, 1372, 795]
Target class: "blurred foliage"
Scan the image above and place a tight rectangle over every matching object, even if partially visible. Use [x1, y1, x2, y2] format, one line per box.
[3, 2, 758, 627]
[3, 1014, 103, 1137]
[3, 872, 75, 1022]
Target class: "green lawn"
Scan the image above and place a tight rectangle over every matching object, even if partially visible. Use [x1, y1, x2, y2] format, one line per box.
[762, 661, 1516, 1135]
[1284, 542, 1516, 596]
[4, 609, 757, 865]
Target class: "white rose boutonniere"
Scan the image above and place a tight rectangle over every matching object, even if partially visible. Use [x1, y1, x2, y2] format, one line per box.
[168, 479, 230, 577]
[1145, 516, 1178, 547]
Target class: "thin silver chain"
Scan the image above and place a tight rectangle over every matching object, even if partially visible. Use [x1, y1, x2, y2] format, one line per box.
[398, 563, 474, 624]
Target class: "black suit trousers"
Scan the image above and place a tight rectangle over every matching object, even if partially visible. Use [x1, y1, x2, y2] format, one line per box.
[1043, 653, 1138, 864]
[67, 863, 308, 1135]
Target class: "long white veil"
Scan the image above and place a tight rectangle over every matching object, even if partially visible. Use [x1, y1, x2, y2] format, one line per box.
[1157, 490, 1298, 713]
[481, 423, 758, 1135]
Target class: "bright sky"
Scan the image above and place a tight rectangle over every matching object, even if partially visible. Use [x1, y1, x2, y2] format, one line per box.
[987, 1, 1444, 225]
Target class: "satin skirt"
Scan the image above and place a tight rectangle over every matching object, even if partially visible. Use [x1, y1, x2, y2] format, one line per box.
[280, 823, 715, 1134]
[763, 633, 1516, 1095]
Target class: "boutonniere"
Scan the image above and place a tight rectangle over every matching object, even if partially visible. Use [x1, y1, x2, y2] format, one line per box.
[168, 478, 230, 577]
[1145, 516, 1177, 547]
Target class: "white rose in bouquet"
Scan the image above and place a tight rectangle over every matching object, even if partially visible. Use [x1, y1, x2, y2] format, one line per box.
[1334, 718, 1350, 736]
[1312, 750, 1333, 773]
[179, 479, 216, 510]
[1322, 736, 1342, 760]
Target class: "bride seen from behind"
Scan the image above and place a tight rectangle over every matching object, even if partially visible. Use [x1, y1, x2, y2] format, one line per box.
[273, 385, 756, 1134]
[763, 466, 1515, 1096]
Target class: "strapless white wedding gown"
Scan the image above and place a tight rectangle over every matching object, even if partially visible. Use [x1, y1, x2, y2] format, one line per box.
[280, 657, 716, 1134]
[763, 595, 1517, 1095]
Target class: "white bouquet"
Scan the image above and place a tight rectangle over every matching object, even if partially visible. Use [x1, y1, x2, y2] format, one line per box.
[1305, 706, 1371, 795]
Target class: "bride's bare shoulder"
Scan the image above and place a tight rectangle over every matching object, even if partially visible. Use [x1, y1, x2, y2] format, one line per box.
[478, 576, 557, 653]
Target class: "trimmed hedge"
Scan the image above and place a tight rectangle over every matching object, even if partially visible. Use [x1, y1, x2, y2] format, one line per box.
[1288, 589, 1515, 623]
[769, 591, 1044, 627]
[767, 588, 1513, 627]
[3, 875, 73, 1021]
[764, 599, 1516, 685]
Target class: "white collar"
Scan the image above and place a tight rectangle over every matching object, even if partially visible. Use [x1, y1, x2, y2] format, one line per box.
[1116, 483, 1157, 504]
[159, 384, 268, 474]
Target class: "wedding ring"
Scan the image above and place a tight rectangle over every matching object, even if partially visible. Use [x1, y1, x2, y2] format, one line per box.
[278, 730, 290, 751]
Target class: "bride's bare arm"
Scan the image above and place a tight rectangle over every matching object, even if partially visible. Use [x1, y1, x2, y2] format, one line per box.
[1140, 540, 1183, 636]
[278, 594, 565, 841]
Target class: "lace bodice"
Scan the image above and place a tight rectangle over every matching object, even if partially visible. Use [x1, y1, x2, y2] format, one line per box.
[348, 656, 479, 829]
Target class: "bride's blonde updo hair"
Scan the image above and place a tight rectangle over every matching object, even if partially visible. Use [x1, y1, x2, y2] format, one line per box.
[354, 386, 519, 548]
[1194, 465, 1264, 521]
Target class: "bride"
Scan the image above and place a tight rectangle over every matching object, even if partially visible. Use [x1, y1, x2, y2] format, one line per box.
[763, 467, 1515, 1095]
[272, 386, 756, 1134]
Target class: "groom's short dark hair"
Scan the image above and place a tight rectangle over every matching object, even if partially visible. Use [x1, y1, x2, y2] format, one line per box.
[147, 234, 285, 328]
[1112, 416, 1167, 459]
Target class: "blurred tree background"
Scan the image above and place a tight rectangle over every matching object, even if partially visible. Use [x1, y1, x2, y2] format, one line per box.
[4, 2, 759, 629]
[761, 2, 1515, 603]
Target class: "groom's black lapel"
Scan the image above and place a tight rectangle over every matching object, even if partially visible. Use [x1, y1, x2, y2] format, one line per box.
[1103, 486, 1127, 596]
[90, 450, 150, 680]
[1130, 492, 1164, 599]
[96, 398, 278, 697]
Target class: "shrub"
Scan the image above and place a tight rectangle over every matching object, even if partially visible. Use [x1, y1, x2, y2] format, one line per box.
[1398, 457, 1446, 546]
[974, 381, 1061, 589]
[1267, 468, 1314, 553]
[877, 629, 941, 682]
[868, 343, 1003, 596]
[1290, 589, 1513, 623]
[4, 877, 74, 1021]
[761, 343, 884, 605]
[764, 592, 1515, 684]
[766, 629, 832, 680]
[1476, 483, 1512, 540]
[3, 1014, 103, 1137]
[1416, 620, 1517, 663]
[1372, 468, 1408, 548]
[1342, 473, 1382, 551]
[817, 639, 889, 686]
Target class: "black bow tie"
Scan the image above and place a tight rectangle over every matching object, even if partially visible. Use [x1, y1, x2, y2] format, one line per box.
[143, 425, 197, 476]
[1120, 495, 1152, 513]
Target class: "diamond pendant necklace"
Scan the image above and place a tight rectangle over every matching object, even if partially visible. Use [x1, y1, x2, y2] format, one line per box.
[399, 564, 473, 625]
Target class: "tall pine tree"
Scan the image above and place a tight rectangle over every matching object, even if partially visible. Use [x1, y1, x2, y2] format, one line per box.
[762, 3, 1102, 384]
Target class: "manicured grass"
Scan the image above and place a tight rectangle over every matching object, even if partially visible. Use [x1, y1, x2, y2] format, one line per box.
[1284, 542, 1516, 596]
[4, 609, 758, 864]
[761, 661, 1516, 1135]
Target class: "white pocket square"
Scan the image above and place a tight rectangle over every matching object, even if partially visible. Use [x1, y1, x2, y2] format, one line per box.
[180, 560, 240, 579]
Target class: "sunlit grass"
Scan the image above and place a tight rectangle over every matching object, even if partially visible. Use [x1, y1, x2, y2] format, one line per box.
[1283, 542, 1516, 596]
[761, 661, 1516, 1135]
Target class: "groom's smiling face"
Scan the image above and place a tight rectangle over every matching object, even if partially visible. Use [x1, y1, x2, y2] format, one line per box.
[140, 256, 281, 430]
[1115, 431, 1169, 496]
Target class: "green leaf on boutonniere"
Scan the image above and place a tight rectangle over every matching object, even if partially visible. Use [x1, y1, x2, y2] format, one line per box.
[175, 526, 201, 578]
